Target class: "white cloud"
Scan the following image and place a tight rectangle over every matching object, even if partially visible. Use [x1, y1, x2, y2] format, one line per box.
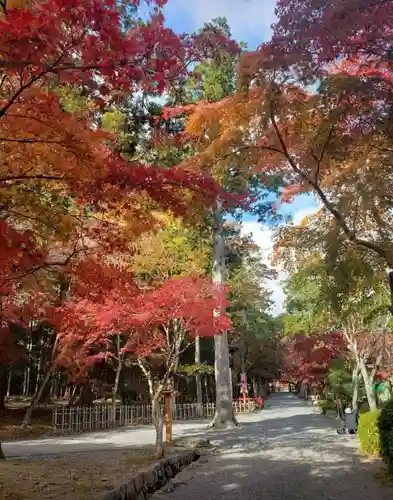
[166, 0, 277, 42]
[241, 203, 320, 316]
[241, 221, 287, 316]
[292, 205, 320, 226]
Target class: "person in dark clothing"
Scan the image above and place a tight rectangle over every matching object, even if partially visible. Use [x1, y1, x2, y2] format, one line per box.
[337, 407, 359, 435]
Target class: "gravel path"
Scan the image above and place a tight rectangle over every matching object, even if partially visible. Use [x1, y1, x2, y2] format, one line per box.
[2, 409, 266, 458]
[152, 394, 393, 500]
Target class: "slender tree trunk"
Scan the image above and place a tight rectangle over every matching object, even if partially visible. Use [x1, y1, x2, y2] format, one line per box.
[22, 370, 52, 427]
[210, 374, 215, 402]
[0, 372, 6, 411]
[203, 375, 209, 402]
[359, 358, 378, 411]
[112, 334, 123, 427]
[50, 372, 60, 400]
[195, 335, 203, 407]
[352, 364, 361, 410]
[34, 338, 44, 397]
[22, 334, 58, 427]
[210, 204, 237, 428]
[23, 336, 33, 397]
[152, 398, 164, 459]
[7, 370, 11, 398]
[252, 377, 258, 397]
[68, 384, 79, 406]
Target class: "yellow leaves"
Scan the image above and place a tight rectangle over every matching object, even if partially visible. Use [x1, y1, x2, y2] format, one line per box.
[299, 216, 309, 227]
[0, 0, 33, 15]
[131, 217, 209, 284]
[100, 108, 125, 135]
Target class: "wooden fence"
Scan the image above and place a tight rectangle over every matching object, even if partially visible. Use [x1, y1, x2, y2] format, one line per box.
[52, 400, 256, 434]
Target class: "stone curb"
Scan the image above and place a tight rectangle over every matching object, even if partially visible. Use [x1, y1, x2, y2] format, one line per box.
[101, 450, 199, 500]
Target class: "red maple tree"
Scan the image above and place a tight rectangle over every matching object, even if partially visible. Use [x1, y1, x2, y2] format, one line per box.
[282, 332, 345, 389]
[269, 0, 393, 81]
[0, 0, 237, 358]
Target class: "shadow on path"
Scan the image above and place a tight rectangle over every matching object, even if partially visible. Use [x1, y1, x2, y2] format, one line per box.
[153, 394, 393, 500]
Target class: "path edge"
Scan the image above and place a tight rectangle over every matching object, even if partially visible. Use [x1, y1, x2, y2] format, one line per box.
[101, 449, 200, 500]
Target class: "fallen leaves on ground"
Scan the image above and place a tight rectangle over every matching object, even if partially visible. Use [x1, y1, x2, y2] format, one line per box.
[0, 408, 53, 441]
[0, 446, 168, 500]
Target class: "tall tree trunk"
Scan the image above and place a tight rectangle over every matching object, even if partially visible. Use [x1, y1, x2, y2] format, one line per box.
[23, 336, 33, 397]
[210, 204, 237, 428]
[352, 364, 361, 410]
[252, 377, 258, 397]
[195, 335, 203, 407]
[359, 358, 378, 411]
[7, 370, 11, 398]
[203, 374, 209, 402]
[112, 334, 123, 427]
[34, 337, 44, 397]
[22, 334, 58, 427]
[0, 371, 6, 411]
[22, 370, 52, 427]
[68, 384, 79, 406]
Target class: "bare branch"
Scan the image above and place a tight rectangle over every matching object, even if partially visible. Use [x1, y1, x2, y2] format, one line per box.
[268, 90, 393, 266]
[0, 137, 64, 144]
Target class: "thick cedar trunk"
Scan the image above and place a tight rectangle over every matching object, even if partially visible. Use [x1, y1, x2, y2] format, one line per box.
[210, 204, 237, 428]
[211, 331, 237, 428]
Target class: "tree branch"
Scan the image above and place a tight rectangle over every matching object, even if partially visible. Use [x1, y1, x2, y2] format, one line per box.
[0, 174, 64, 182]
[0, 137, 64, 145]
[268, 93, 393, 266]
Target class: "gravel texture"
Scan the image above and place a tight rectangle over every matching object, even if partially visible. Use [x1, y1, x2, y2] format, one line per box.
[151, 394, 393, 500]
[2, 409, 268, 458]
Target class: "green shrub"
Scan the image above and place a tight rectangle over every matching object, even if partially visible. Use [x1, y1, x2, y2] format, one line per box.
[358, 410, 381, 456]
[317, 399, 335, 411]
[379, 399, 393, 474]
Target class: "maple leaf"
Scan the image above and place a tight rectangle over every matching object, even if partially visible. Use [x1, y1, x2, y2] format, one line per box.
[51, 268, 231, 376]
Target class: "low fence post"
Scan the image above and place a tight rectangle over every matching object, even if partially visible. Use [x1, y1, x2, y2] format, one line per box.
[51, 400, 254, 434]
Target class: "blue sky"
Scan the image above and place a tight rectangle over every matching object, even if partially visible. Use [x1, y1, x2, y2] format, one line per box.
[161, 0, 318, 315]
[241, 195, 319, 316]
[163, 0, 278, 49]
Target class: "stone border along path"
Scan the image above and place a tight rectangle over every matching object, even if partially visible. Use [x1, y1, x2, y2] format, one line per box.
[150, 394, 393, 500]
[101, 450, 200, 500]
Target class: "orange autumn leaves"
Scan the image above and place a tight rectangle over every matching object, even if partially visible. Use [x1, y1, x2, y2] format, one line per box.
[0, 0, 238, 368]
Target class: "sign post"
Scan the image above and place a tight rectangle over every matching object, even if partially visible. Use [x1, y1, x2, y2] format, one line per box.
[240, 372, 248, 406]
